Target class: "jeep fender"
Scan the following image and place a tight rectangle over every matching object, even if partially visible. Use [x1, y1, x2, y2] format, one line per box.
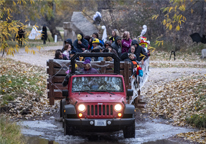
[64, 104, 76, 115]
[124, 104, 135, 114]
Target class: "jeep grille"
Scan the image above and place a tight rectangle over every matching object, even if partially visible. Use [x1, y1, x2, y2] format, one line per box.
[87, 104, 113, 116]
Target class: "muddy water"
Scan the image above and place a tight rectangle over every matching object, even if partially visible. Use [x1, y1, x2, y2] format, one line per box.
[20, 117, 194, 144]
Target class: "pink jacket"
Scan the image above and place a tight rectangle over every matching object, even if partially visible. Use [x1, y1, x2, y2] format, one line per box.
[122, 39, 132, 53]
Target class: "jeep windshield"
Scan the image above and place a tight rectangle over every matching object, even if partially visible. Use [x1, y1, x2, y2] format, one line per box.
[72, 77, 123, 92]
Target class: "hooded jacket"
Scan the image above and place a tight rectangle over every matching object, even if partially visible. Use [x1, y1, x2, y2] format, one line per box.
[128, 40, 148, 61]
[121, 38, 132, 53]
[111, 36, 122, 57]
[73, 33, 89, 52]
[62, 38, 73, 51]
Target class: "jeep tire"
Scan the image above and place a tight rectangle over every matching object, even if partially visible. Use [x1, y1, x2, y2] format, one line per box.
[123, 119, 135, 138]
[61, 99, 66, 128]
[64, 122, 73, 135]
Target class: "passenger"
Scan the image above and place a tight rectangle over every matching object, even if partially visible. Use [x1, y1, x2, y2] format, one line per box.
[103, 46, 117, 61]
[54, 50, 63, 59]
[91, 38, 101, 50]
[129, 40, 148, 65]
[92, 33, 104, 46]
[62, 38, 73, 51]
[111, 36, 122, 57]
[103, 46, 118, 56]
[103, 40, 112, 49]
[80, 59, 98, 74]
[109, 29, 120, 43]
[132, 61, 143, 78]
[128, 53, 137, 61]
[73, 33, 88, 52]
[122, 31, 132, 53]
[62, 44, 71, 60]
[130, 45, 137, 59]
[84, 35, 92, 50]
[91, 45, 103, 61]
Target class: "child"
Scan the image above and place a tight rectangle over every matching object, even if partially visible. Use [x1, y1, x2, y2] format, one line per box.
[63, 44, 71, 60]
[132, 61, 143, 78]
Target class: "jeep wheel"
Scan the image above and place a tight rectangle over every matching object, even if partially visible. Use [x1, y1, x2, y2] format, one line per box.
[60, 99, 66, 118]
[61, 99, 66, 128]
[123, 120, 135, 138]
[64, 122, 73, 135]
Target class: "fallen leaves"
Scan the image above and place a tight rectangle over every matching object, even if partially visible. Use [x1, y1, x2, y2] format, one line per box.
[177, 130, 206, 144]
[143, 74, 206, 143]
[0, 58, 58, 119]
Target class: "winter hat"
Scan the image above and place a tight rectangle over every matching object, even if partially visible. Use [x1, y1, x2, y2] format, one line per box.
[115, 36, 121, 41]
[92, 38, 100, 44]
[83, 59, 91, 64]
[132, 61, 137, 66]
[64, 38, 73, 49]
[104, 41, 112, 47]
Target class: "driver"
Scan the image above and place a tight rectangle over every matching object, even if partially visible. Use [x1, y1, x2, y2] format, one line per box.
[80, 59, 98, 74]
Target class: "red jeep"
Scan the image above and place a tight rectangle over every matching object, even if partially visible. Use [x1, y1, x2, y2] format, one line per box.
[60, 53, 135, 138]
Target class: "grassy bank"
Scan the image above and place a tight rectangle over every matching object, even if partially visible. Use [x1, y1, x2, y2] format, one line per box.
[0, 58, 57, 119]
[143, 74, 206, 143]
[0, 116, 24, 144]
[0, 58, 46, 107]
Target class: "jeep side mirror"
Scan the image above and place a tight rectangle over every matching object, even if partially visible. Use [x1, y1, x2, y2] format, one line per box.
[62, 90, 68, 97]
[127, 89, 133, 97]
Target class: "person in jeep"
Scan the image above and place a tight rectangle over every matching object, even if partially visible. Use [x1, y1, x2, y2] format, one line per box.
[80, 59, 98, 74]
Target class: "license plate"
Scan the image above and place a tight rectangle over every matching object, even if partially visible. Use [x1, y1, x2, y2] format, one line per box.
[94, 120, 106, 126]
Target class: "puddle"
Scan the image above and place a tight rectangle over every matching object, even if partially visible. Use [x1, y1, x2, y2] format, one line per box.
[20, 119, 195, 144]
[25, 136, 185, 144]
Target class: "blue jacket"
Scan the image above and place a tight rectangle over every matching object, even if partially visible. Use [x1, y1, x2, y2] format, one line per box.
[73, 39, 89, 52]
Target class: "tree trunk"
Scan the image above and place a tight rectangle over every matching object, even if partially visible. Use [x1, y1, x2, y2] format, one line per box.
[200, 1, 205, 37]
[47, 24, 62, 41]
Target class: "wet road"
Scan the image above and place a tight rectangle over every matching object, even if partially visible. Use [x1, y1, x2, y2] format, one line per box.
[20, 117, 195, 144]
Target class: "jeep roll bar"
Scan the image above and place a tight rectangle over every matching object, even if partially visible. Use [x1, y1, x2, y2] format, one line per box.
[70, 52, 120, 74]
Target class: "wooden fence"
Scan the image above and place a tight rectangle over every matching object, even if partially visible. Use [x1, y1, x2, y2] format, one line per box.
[47, 59, 132, 105]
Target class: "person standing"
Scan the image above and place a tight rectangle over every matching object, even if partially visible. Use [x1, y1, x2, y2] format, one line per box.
[17, 27, 25, 47]
[121, 31, 132, 53]
[41, 25, 47, 44]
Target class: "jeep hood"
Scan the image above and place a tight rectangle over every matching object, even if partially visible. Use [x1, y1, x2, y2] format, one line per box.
[70, 93, 125, 103]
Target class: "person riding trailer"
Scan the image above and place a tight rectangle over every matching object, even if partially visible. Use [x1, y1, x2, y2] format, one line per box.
[73, 33, 89, 52]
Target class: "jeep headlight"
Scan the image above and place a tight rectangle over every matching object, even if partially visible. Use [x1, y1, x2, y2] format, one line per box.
[78, 104, 86, 112]
[114, 104, 122, 111]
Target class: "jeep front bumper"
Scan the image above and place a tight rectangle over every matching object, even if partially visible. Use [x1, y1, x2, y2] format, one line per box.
[64, 118, 135, 132]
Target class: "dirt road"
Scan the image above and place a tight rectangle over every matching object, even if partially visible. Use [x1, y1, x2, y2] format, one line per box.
[6, 46, 205, 144]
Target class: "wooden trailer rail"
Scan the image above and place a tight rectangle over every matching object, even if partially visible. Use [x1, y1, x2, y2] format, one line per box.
[47, 59, 132, 105]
